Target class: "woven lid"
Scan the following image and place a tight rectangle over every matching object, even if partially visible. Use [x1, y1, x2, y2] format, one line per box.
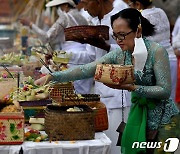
[64, 25, 109, 41]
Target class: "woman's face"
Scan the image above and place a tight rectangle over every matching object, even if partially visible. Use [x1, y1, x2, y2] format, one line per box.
[112, 18, 137, 51]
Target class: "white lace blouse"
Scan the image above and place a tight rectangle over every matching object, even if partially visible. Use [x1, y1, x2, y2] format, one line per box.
[172, 16, 180, 49]
[142, 7, 175, 59]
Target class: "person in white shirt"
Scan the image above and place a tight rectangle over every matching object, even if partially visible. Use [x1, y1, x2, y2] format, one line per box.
[172, 16, 180, 39]
[76, 1, 93, 25]
[80, 1, 130, 154]
[20, 0, 95, 94]
[128, 0, 177, 102]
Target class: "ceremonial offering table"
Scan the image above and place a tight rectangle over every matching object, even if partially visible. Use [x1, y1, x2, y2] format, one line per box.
[0, 132, 111, 154]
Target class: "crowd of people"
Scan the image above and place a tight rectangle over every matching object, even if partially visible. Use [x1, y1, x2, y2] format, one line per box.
[20, 0, 180, 154]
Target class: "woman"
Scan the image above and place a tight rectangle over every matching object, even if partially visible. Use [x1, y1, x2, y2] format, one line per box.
[35, 8, 179, 154]
[127, 0, 177, 103]
[20, 0, 94, 94]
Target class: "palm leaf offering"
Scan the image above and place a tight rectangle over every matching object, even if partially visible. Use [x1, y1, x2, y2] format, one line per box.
[13, 77, 50, 102]
[0, 52, 27, 66]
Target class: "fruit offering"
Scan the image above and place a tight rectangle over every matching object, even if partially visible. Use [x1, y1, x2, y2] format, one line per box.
[24, 129, 48, 142]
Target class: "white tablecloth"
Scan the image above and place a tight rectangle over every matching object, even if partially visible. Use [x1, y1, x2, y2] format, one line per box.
[0, 145, 21, 154]
[21, 132, 111, 154]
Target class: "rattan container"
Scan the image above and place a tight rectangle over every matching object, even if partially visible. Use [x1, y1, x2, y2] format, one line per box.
[54, 101, 108, 132]
[86, 102, 108, 132]
[49, 82, 74, 103]
[45, 104, 95, 141]
[64, 25, 109, 42]
[62, 94, 100, 102]
[94, 64, 135, 85]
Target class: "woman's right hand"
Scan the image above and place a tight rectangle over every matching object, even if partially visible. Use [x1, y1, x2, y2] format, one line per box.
[34, 74, 53, 86]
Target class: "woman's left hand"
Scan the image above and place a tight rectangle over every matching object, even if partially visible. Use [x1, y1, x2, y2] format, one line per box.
[104, 83, 136, 91]
[34, 74, 53, 86]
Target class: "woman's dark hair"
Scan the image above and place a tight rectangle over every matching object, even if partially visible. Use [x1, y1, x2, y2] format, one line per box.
[130, 0, 152, 8]
[111, 8, 155, 37]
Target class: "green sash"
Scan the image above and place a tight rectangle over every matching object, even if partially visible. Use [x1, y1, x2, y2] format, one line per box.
[121, 92, 156, 154]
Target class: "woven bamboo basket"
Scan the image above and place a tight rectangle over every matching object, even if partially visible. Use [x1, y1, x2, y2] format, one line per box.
[94, 64, 135, 85]
[49, 82, 74, 103]
[58, 101, 108, 132]
[62, 94, 100, 102]
[86, 102, 108, 132]
[45, 104, 95, 141]
[64, 25, 109, 42]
